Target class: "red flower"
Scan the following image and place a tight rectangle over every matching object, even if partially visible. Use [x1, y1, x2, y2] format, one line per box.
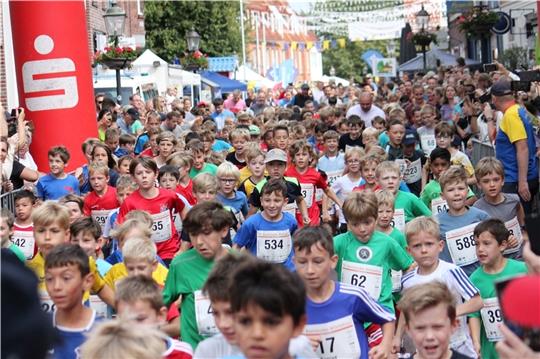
[193, 50, 202, 59]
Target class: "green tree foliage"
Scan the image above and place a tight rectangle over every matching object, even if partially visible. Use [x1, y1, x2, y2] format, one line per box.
[144, 1, 242, 62]
[500, 46, 529, 71]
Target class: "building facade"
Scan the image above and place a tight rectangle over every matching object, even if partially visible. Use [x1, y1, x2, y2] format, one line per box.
[245, 0, 323, 83]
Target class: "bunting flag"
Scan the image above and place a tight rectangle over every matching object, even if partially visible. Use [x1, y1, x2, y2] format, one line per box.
[337, 38, 346, 48]
[283, 43, 290, 51]
[306, 41, 314, 50]
[291, 41, 297, 50]
[298, 42, 305, 50]
[323, 40, 330, 50]
[331, 40, 337, 48]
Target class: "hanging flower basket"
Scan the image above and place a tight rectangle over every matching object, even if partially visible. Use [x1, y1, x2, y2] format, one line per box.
[408, 31, 438, 47]
[458, 6, 499, 38]
[181, 50, 208, 71]
[94, 46, 138, 69]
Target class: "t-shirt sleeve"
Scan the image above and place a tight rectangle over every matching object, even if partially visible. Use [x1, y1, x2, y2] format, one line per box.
[388, 239, 414, 271]
[289, 182, 302, 200]
[83, 197, 92, 217]
[249, 188, 262, 208]
[316, 171, 328, 190]
[449, 266, 479, 301]
[233, 219, 255, 248]
[90, 258, 106, 293]
[36, 178, 45, 199]
[163, 263, 180, 306]
[501, 110, 527, 143]
[352, 287, 396, 324]
[70, 176, 81, 195]
[240, 193, 249, 216]
[412, 195, 432, 217]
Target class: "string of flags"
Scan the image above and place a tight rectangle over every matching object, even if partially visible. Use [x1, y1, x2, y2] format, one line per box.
[265, 37, 354, 52]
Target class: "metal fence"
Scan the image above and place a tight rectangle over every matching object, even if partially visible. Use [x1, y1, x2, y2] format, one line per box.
[471, 138, 495, 168]
[0, 188, 25, 215]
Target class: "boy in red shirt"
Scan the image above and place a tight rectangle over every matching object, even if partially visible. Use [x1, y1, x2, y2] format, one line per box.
[83, 163, 119, 231]
[285, 140, 342, 226]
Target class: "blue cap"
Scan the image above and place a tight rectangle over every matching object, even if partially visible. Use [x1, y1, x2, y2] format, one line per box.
[403, 128, 418, 145]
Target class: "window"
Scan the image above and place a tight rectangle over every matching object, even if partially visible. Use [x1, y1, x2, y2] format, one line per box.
[136, 0, 143, 16]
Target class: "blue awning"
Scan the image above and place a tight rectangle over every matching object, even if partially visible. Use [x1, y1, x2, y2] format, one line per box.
[200, 71, 247, 93]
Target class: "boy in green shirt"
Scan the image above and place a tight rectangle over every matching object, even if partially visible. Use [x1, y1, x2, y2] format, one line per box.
[163, 201, 233, 349]
[376, 161, 431, 232]
[469, 219, 527, 359]
[333, 191, 413, 314]
[421, 147, 476, 214]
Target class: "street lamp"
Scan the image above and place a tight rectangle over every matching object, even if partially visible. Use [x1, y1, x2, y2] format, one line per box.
[330, 66, 336, 77]
[186, 28, 201, 52]
[415, 4, 431, 71]
[386, 40, 396, 58]
[103, 0, 126, 104]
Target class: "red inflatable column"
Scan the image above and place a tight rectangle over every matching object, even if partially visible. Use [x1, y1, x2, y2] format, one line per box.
[10, 1, 98, 170]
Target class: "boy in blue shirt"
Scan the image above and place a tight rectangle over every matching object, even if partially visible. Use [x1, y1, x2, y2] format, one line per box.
[294, 226, 395, 359]
[436, 166, 490, 276]
[234, 178, 297, 270]
[37, 146, 80, 200]
[45, 244, 99, 359]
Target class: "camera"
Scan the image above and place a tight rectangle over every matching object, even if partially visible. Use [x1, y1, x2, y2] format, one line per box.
[483, 63, 498, 72]
[478, 92, 491, 104]
[517, 70, 540, 82]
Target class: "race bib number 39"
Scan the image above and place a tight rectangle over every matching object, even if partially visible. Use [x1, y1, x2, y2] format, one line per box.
[445, 223, 478, 266]
[194, 290, 218, 336]
[150, 211, 173, 243]
[341, 260, 383, 300]
[304, 315, 361, 359]
[480, 298, 503, 341]
[256, 230, 292, 263]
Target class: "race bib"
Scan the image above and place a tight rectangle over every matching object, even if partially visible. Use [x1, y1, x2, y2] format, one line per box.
[341, 260, 383, 300]
[391, 270, 402, 293]
[304, 315, 361, 359]
[420, 134, 436, 155]
[445, 223, 478, 266]
[326, 170, 343, 187]
[395, 159, 407, 176]
[172, 212, 182, 233]
[91, 209, 110, 231]
[39, 289, 56, 313]
[315, 188, 324, 203]
[89, 295, 108, 319]
[503, 217, 523, 255]
[256, 230, 292, 263]
[431, 197, 448, 214]
[150, 211, 173, 243]
[300, 183, 315, 208]
[480, 298, 503, 341]
[194, 290, 218, 336]
[403, 159, 422, 183]
[11, 230, 35, 259]
[282, 202, 297, 217]
[390, 209, 405, 232]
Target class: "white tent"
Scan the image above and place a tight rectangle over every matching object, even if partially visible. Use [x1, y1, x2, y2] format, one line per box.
[234, 65, 275, 89]
[319, 75, 350, 87]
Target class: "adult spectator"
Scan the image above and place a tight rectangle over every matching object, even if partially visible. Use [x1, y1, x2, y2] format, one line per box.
[224, 90, 247, 114]
[161, 111, 184, 138]
[312, 81, 325, 103]
[95, 93, 105, 114]
[405, 84, 426, 121]
[118, 106, 143, 136]
[345, 91, 385, 128]
[291, 83, 315, 108]
[249, 91, 268, 116]
[129, 93, 146, 115]
[210, 98, 235, 131]
[492, 79, 539, 214]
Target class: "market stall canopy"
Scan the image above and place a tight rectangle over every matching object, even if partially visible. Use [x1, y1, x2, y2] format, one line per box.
[234, 65, 275, 88]
[398, 48, 481, 72]
[318, 75, 350, 87]
[132, 49, 168, 68]
[200, 71, 247, 93]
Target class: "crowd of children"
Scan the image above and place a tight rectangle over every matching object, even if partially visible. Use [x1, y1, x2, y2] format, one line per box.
[2, 73, 540, 359]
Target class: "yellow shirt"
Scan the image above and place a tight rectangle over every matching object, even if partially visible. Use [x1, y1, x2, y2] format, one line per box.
[27, 252, 106, 303]
[104, 262, 169, 290]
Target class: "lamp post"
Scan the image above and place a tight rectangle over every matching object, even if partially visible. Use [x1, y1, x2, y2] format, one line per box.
[184, 27, 202, 72]
[386, 40, 396, 58]
[103, 0, 126, 104]
[415, 4, 430, 71]
[330, 66, 336, 78]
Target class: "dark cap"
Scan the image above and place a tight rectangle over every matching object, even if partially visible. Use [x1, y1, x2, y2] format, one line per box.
[125, 107, 140, 120]
[491, 79, 512, 96]
[301, 83, 310, 90]
[403, 128, 418, 146]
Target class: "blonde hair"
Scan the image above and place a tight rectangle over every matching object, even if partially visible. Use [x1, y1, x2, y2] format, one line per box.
[420, 103, 436, 115]
[166, 151, 193, 169]
[474, 156, 504, 180]
[32, 201, 70, 230]
[405, 216, 440, 244]
[80, 319, 166, 359]
[88, 162, 109, 177]
[362, 127, 379, 140]
[193, 173, 219, 193]
[245, 144, 265, 162]
[156, 131, 177, 146]
[398, 282, 456, 324]
[122, 237, 157, 263]
[115, 175, 138, 192]
[344, 146, 365, 163]
[343, 191, 378, 223]
[376, 189, 395, 208]
[110, 219, 152, 243]
[229, 128, 250, 142]
[376, 161, 401, 178]
[125, 210, 153, 228]
[439, 165, 468, 191]
[216, 161, 240, 181]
